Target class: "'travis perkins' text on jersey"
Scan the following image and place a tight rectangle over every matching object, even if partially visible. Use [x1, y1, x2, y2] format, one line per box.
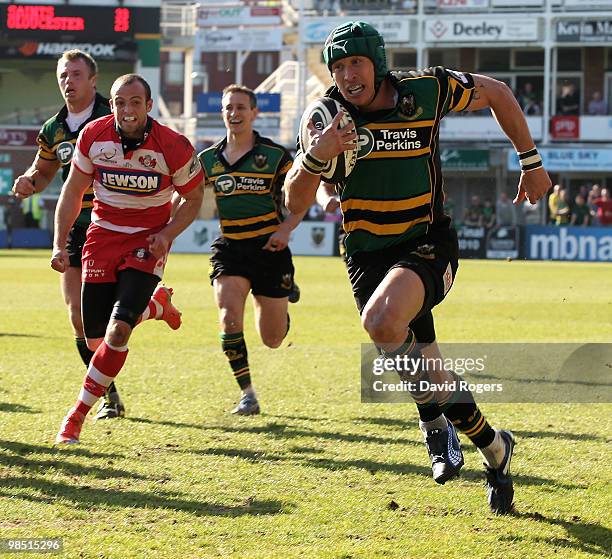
[73, 115, 203, 234]
[199, 132, 293, 240]
[327, 67, 474, 257]
[36, 93, 110, 227]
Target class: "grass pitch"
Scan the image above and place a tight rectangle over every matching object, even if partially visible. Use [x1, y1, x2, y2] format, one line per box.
[0, 250, 610, 559]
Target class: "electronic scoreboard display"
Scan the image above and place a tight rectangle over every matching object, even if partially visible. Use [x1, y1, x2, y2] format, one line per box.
[0, 4, 159, 41]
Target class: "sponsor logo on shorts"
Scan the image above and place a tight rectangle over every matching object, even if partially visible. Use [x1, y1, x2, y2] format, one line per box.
[134, 247, 149, 260]
[99, 169, 161, 195]
[443, 262, 453, 295]
[56, 141, 75, 165]
[412, 243, 435, 260]
[281, 273, 293, 290]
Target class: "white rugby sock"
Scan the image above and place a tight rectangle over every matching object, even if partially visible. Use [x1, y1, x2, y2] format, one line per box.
[419, 415, 449, 437]
[478, 430, 506, 469]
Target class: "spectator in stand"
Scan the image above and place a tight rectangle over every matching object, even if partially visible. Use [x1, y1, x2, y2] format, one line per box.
[482, 198, 496, 228]
[496, 191, 516, 226]
[571, 194, 591, 226]
[463, 195, 484, 226]
[517, 82, 541, 116]
[578, 184, 590, 202]
[548, 184, 561, 224]
[554, 189, 571, 225]
[587, 91, 607, 116]
[592, 187, 612, 226]
[588, 184, 602, 225]
[557, 82, 580, 115]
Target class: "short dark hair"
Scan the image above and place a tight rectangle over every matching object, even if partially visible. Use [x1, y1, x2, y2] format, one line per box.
[222, 84, 257, 109]
[58, 49, 97, 77]
[110, 74, 152, 101]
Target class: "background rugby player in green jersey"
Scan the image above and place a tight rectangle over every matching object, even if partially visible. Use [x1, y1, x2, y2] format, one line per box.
[11, 50, 126, 420]
[284, 21, 552, 514]
[199, 84, 305, 416]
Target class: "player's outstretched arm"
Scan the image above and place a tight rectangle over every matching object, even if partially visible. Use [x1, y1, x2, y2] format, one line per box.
[51, 166, 92, 273]
[12, 156, 60, 199]
[148, 183, 204, 259]
[465, 74, 552, 204]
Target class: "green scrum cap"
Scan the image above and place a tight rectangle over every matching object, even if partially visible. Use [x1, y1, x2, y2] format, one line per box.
[323, 21, 388, 87]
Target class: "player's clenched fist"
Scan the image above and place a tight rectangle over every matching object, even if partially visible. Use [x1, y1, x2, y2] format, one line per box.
[12, 175, 36, 199]
[50, 248, 69, 273]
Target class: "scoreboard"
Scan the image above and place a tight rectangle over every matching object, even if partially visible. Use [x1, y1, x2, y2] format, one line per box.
[0, 4, 159, 41]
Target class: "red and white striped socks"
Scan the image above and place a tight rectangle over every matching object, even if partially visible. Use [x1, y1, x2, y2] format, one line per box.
[74, 341, 129, 417]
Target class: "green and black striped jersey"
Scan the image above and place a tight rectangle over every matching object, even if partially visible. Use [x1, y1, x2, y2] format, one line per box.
[326, 67, 475, 257]
[36, 93, 110, 227]
[199, 132, 293, 241]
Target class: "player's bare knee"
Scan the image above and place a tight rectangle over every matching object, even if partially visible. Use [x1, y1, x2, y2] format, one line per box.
[362, 308, 401, 344]
[220, 308, 242, 331]
[105, 321, 132, 347]
[262, 333, 283, 349]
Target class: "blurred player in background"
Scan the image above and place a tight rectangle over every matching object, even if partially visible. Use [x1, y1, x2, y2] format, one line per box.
[285, 21, 552, 514]
[198, 84, 305, 416]
[52, 74, 204, 444]
[12, 50, 130, 420]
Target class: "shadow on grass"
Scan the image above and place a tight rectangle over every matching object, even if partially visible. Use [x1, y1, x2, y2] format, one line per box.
[187, 445, 437, 478]
[0, 477, 287, 518]
[0, 440, 126, 460]
[0, 333, 47, 339]
[126, 417, 422, 448]
[511, 429, 607, 443]
[0, 440, 142, 480]
[183, 445, 582, 491]
[0, 403, 40, 414]
[501, 511, 612, 556]
[353, 417, 609, 443]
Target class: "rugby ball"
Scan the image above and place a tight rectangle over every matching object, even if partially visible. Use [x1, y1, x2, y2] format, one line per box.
[299, 97, 358, 184]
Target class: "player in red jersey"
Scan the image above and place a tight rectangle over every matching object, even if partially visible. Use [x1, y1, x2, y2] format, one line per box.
[52, 74, 204, 444]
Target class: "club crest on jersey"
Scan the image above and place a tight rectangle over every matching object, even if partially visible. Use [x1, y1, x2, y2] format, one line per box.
[99, 168, 161, 196]
[56, 141, 74, 165]
[139, 155, 157, 168]
[399, 94, 416, 117]
[253, 154, 268, 169]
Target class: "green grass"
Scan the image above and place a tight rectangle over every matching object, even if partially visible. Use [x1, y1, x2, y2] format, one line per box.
[0, 250, 611, 559]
